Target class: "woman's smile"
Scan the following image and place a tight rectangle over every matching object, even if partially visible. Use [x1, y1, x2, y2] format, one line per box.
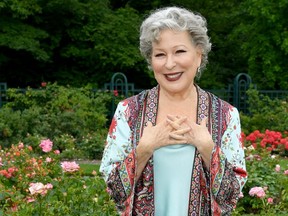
[165, 72, 183, 81]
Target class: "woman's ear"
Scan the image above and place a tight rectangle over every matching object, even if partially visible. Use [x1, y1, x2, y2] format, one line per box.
[196, 46, 202, 67]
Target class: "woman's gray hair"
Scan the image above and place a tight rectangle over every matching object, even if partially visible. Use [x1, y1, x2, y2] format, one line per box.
[139, 6, 212, 78]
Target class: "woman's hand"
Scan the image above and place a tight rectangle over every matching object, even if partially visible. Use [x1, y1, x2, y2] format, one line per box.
[139, 116, 188, 154]
[167, 115, 214, 168]
[136, 116, 187, 181]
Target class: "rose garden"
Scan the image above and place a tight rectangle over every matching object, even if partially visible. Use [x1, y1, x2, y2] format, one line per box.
[0, 84, 287, 215]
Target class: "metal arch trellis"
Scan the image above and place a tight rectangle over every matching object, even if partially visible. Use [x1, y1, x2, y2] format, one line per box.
[233, 73, 252, 113]
[110, 72, 129, 98]
[107, 72, 129, 120]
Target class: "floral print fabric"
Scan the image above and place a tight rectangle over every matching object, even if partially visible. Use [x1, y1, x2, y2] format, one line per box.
[100, 85, 247, 216]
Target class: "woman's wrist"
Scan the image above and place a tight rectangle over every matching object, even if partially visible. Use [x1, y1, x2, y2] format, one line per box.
[197, 140, 214, 168]
[137, 140, 154, 157]
[135, 142, 154, 181]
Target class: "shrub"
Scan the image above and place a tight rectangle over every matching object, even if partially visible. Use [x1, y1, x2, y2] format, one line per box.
[0, 139, 117, 215]
[240, 88, 288, 134]
[233, 130, 288, 215]
[0, 83, 113, 159]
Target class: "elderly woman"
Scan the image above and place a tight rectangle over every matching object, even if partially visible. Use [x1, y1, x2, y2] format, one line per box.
[100, 6, 247, 216]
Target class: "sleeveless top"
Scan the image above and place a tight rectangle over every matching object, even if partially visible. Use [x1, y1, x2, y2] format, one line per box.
[153, 144, 196, 216]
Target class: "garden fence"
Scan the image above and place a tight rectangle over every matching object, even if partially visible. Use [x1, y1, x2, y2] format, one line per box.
[1, 73, 287, 117]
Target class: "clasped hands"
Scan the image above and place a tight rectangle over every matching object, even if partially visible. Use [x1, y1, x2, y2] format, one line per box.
[166, 115, 211, 147]
[141, 114, 214, 153]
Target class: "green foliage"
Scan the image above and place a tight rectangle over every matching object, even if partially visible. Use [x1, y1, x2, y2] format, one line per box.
[0, 0, 147, 88]
[79, 163, 100, 176]
[0, 142, 117, 215]
[0, 83, 112, 159]
[1, 0, 288, 90]
[79, 132, 108, 160]
[2, 0, 42, 19]
[240, 88, 288, 134]
[230, 0, 288, 89]
[183, 0, 247, 89]
[14, 175, 118, 215]
[0, 20, 49, 61]
[233, 146, 288, 215]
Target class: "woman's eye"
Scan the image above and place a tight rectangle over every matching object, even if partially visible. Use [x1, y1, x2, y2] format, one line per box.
[176, 50, 186, 54]
[155, 53, 165, 57]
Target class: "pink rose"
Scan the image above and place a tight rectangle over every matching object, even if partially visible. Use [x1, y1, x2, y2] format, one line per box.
[239, 192, 244, 198]
[46, 157, 52, 163]
[275, 164, 281, 172]
[267, 197, 273, 204]
[18, 142, 24, 149]
[61, 161, 80, 173]
[26, 197, 36, 203]
[8, 167, 17, 174]
[39, 139, 53, 153]
[45, 183, 53, 190]
[29, 182, 53, 196]
[0, 157, 3, 166]
[284, 170, 288, 175]
[54, 150, 60, 154]
[29, 182, 46, 195]
[249, 186, 266, 198]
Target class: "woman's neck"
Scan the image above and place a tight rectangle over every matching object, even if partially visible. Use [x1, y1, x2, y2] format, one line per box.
[156, 84, 198, 123]
[158, 84, 197, 102]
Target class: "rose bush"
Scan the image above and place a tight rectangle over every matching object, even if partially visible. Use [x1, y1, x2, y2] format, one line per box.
[0, 139, 117, 215]
[1, 130, 287, 215]
[0, 83, 112, 160]
[233, 130, 288, 215]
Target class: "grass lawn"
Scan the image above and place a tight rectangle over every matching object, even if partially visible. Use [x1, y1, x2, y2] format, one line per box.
[79, 163, 100, 176]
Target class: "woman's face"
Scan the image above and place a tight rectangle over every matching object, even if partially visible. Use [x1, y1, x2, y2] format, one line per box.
[151, 29, 202, 96]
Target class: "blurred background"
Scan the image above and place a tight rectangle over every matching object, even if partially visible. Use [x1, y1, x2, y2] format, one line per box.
[1, 0, 287, 90]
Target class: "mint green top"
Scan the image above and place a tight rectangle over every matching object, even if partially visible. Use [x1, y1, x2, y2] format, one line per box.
[153, 144, 196, 216]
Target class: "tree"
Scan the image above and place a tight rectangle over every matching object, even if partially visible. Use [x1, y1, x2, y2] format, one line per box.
[0, 0, 50, 86]
[1, 0, 287, 90]
[230, 0, 288, 89]
[0, 0, 149, 88]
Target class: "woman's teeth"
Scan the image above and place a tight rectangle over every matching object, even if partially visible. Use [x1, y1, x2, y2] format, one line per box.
[165, 72, 182, 81]
[167, 73, 181, 78]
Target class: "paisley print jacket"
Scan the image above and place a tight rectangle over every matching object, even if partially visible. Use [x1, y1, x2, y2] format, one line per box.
[100, 85, 247, 216]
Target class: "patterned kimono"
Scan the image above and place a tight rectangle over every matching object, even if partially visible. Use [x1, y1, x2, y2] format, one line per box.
[100, 85, 247, 216]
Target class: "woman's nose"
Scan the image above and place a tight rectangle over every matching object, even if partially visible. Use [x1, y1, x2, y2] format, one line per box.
[165, 55, 176, 70]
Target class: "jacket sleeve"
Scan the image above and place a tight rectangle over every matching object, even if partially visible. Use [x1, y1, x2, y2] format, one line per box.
[209, 107, 247, 215]
[99, 101, 136, 213]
